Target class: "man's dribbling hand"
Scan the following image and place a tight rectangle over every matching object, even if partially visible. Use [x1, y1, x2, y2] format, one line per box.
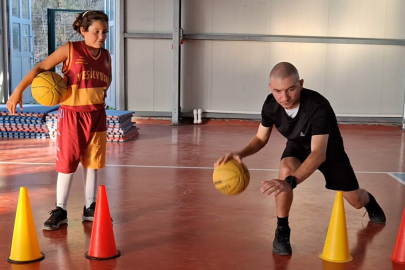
[261, 179, 292, 196]
[214, 153, 242, 168]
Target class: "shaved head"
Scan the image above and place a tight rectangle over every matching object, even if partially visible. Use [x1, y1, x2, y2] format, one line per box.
[269, 62, 300, 82]
[268, 62, 303, 109]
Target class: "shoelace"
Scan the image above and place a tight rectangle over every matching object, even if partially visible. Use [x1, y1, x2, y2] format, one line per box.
[47, 209, 63, 222]
[363, 208, 382, 218]
[277, 228, 290, 242]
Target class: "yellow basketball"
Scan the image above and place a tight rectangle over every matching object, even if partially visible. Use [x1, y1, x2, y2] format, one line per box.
[31, 71, 68, 106]
[213, 160, 250, 195]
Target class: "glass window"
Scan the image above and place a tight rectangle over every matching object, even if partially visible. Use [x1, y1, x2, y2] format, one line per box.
[13, 23, 20, 51]
[12, 0, 19, 17]
[109, 26, 114, 55]
[22, 24, 30, 52]
[110, 0, 114, 21]
[22, 0, 29, 19]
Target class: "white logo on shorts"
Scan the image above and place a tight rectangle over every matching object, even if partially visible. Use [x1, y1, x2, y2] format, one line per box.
[300, 132, 305, 137]
[58, 109, 64, 119]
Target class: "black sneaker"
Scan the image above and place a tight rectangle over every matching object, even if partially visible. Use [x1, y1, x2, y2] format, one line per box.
[366, 193, 386, 223]
[43, 207, 68, 230]
[273, 226, 292, 255]
[82, 202, 95, 221]
[367, 209, 386, 223]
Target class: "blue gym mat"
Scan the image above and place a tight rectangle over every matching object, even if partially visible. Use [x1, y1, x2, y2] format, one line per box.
[106, 110, 135, 118]
[1, 104, 138, 142]
[45, 108, 135, 117]
[0, 104, 60, 114]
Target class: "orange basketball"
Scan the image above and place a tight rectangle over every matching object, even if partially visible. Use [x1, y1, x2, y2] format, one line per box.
[213, 160, 250, 195]
[31, 71, 68, 106]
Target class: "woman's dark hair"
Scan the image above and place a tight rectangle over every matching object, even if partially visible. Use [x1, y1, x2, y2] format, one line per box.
[72, 10, 109, 35]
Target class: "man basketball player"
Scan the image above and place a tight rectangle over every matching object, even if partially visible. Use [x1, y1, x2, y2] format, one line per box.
[215, 62, 386, 255]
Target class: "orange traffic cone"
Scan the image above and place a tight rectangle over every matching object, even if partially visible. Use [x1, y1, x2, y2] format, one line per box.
[319, 191, 353, 263]
[85, 185, 120, 260]
[391, 206, 405, 264]
[7, 187, 45, 263]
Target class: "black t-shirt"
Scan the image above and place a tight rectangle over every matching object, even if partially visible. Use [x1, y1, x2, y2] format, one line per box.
[261, 88, 344, 151]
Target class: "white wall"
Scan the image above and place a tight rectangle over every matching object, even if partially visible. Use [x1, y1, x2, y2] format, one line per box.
[125, 0, 173, 112]
[126, 39, 172, 112]
[125, 0, 405, 116]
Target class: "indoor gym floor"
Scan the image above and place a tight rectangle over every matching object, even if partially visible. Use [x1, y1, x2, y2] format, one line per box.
[0, 120, 404, 270]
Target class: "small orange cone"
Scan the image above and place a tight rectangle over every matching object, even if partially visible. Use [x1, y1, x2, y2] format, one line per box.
[391, 206, 405, 264]
[7, 187, 45, 263]
[319, 191, 353, 263]
[85, 185, 120, 260]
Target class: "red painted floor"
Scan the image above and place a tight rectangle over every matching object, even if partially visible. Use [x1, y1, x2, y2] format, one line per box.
[0, 120, 405, 270]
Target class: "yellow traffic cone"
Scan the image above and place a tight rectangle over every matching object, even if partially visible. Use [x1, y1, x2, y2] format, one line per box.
[319, 191, 353, 263]
[7, 187, 45, 263]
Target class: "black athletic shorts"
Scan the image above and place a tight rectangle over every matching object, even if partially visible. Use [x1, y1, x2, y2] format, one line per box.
[281, 140, 359, 191]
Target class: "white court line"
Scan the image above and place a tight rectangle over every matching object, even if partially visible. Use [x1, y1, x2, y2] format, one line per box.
[0, 162, 54, 165]
[0, 161, 404, 176]
[387, 173, 405, 185]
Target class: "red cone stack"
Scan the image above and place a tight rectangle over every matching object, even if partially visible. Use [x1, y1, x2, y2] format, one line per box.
[391, 206, 405, 264]
[85, 185, 120, 260]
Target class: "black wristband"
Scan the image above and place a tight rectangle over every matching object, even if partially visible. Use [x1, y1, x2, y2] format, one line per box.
[285, 176, 297, 189]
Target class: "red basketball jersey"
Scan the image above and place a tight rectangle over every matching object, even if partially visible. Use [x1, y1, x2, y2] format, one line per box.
[61, 41, 111, 111]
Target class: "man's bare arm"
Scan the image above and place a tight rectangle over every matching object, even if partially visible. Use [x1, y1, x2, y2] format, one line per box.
[261, 134, 329, 196]
[292, 134, 328, 184]
[214, 124, 272, 166]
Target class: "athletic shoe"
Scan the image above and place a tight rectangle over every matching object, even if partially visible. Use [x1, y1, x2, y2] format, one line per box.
[273, 225, 292, 255]
[43, 207, 68, 230]
[82, 202, 96, 221]
[366, 194, 386, 223]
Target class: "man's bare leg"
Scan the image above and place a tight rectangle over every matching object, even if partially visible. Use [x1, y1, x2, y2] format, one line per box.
[343, 189, 386, 223]
[273, 157, 301, 255]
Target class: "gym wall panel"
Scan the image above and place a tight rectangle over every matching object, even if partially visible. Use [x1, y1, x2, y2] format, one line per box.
[324, 44, 384, 115]
[153, 41, 173, 111]
[211, 0, 272, 34]
[269, 0, 330, 36]
[210, 41, 270, 111]
[181, 41, 329, 113]
[124, 0, 405, 118]
[328, 0, 388, 38]
[181, 0, 405, 38]
[182, 0, 213, 34]
[181, 40, 213, 112]
[385, 0, 405, 39]
[380, 46, 405, 114]
[125, 1, 155, 33]
[126, 39, 154, 111]
[154, 0, 174, 33]
[126, 39, 173, 112]
[126, 0, 172, 33]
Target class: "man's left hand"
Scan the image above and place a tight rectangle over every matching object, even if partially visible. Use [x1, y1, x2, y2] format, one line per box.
[261, 179, 292, 196]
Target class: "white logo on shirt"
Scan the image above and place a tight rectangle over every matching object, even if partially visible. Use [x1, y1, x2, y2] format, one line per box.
[300, 132, 305, 137]
[58, 109, 64, 119]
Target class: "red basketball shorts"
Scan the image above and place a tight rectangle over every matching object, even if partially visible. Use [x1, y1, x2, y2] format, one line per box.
[56, 106, 107, 173]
